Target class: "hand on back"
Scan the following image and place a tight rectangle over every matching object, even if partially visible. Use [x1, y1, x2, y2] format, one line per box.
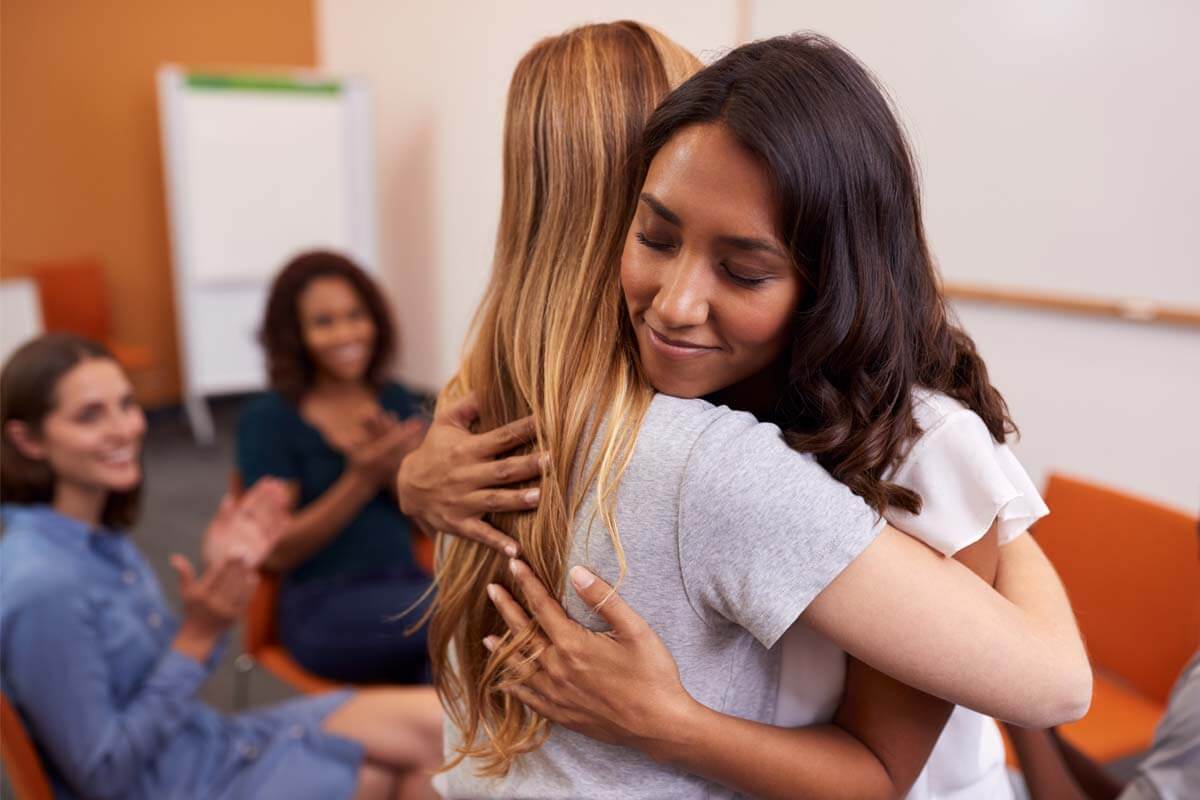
[395, 393, 547, 556]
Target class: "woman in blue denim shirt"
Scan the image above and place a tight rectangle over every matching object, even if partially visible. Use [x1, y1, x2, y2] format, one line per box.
[0, 334, 441, 800]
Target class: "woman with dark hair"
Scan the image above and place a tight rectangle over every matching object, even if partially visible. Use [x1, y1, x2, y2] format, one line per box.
[0, 333, 442, 800]
[236, 250, 432, 685]
[401, 32, 1077, 799]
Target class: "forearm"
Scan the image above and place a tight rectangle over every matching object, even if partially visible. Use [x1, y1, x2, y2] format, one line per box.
[1002, 725, 1093, 800]
[263, 470, 378, 571]
[804, 528, 1091, 727]
[992, 533, 1092, 723]
[650, 700, 902, 800]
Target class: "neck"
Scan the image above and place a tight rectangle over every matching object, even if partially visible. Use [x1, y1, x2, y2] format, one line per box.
[311, 371, 368, 398]
[709, 361, 788, 424]
[53, 482, 108, 528]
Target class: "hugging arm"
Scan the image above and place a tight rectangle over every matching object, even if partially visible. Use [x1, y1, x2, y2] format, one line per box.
[485, 529, 998, 800]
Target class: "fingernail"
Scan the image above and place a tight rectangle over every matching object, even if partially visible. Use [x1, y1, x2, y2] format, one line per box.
[486, 583, 500, 602]
[482, 636, 498, 652]
[570, 565, 596, 590]
[509, 558, 521, 576]
[524, 488, 540, 505]
[539, 453, 551, 469]
[504, 543, 518, 558]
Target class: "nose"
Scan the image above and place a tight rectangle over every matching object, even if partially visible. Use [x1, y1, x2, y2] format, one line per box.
[111, 406, 147, 443]
[652, 252, 711, 330]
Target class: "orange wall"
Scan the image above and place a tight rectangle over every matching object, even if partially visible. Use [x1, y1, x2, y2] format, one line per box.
[1, 0, 316, 405]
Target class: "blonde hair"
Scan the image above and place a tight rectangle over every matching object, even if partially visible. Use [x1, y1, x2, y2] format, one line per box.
[429, 21, 700, 776]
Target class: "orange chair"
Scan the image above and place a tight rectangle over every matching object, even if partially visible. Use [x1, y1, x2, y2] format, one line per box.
[1, 692, 53, 800]
[1030, 473, 1199, 761]
[30, 259, 154, 371]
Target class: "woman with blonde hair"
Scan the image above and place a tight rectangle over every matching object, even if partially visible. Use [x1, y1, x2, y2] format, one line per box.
[420, 23, 1089, 800]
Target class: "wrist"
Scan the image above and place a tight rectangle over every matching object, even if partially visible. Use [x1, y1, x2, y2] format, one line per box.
[642, 692, 706, 766]
[173, 617, 223, 661]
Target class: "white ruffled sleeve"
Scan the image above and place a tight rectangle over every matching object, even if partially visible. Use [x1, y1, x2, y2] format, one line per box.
[885, 409, 1049, 557]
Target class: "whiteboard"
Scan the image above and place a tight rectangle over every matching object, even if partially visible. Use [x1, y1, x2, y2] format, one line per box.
[750, 1, 1200, 307]
[157, 67, 378, 438]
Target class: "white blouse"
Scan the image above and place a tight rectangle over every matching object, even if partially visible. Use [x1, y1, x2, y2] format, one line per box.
[775, 388, 1049, 800]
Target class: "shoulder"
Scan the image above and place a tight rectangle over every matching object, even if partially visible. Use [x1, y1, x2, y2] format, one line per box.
[902, 391, 988, 476]
[0, 537, 89, 627]
[886, 389, 1047, 554]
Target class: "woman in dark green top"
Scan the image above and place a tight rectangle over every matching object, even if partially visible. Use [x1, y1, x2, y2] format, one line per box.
[237, 251, 432, 684]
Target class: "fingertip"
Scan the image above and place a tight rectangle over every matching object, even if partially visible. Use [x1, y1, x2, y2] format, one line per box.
[569, 565, 597, 591]
[504, 542, 519, 558]
[482, 635, 499, 652]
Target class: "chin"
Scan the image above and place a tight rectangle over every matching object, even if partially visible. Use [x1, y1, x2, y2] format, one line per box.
[102, 466, 143, 492]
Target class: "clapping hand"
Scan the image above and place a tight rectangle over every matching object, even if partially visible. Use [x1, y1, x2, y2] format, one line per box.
[201, 476, 291, 570]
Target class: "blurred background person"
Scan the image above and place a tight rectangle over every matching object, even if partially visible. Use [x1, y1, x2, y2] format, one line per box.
[0, 333, 441, 800]
[237, 251, 433, 685]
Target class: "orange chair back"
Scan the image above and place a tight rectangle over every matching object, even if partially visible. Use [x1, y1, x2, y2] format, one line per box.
[30, 260, 111, 342]
[1035, 473, 1199, 704]
[0, 692, 53, 800]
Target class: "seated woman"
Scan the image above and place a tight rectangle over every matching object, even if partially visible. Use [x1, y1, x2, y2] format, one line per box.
[0, 333, 441, 800]
[236, 251, 432, 685]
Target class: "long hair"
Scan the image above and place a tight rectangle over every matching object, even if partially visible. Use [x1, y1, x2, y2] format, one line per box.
[430, 21, 700, 776]
[0, 334, 142, 528]
[258, 250, 396, 402]
[642, 33, 1015, 514]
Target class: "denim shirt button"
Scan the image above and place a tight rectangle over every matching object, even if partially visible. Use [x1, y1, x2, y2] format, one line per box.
[237, 741, 259, 760]
[121, 570, 136, 585]
[147, 612, 162, 629]
[289, 724, 304, 739]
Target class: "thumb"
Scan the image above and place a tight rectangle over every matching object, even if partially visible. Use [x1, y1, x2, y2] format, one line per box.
[441, 392, 480, 429]
[169, 554, 196, 590]
[569, 566, 647, 639]
[216, 492, 237, 521]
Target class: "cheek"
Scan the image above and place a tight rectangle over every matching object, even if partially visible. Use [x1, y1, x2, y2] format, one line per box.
[725, 284, 801, 355]
[619, 248, 655, 312]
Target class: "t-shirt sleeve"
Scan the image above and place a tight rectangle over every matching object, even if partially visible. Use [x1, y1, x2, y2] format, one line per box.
[886, 410, 1049, 556]
[677, 410, 885, 649]
[235, 395, 301, 486]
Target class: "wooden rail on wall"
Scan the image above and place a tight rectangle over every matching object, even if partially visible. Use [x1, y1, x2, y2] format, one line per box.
[943, 282, 1200, 330]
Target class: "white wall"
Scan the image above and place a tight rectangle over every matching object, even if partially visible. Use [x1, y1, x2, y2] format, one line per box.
[749, 1, 1200, 512]
[319, 1, 1199, 512]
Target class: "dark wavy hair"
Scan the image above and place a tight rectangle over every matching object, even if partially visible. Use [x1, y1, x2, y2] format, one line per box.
[259, 250, 397, 402]
[642, 33, 1015, 514]
[1, 334, 142, 528]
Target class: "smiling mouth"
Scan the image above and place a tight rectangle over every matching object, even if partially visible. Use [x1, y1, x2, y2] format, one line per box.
[645, 325, 719, 360]
[100, 448, 138, 465]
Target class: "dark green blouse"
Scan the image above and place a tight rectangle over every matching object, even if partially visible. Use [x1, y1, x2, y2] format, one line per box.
[235, 383, 425, 585]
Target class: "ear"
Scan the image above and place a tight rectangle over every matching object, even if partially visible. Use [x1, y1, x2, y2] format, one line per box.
[4, 420, 47, 461]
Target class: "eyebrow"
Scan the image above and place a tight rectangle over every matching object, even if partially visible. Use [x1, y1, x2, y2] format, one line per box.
[717, 235, 789, 260]
[640, 192, 789, 260]
[639, 193, 681, 227]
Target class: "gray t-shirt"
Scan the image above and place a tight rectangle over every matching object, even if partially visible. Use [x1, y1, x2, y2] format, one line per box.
[1119, 651, 1200, 800]
[438, 395, 885, 799]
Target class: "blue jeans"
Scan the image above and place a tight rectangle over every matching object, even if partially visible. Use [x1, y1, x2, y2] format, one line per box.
[278, 570, 433, 685]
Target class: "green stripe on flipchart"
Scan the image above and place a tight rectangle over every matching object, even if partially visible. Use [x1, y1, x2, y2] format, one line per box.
[185, 74, 341, 95]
